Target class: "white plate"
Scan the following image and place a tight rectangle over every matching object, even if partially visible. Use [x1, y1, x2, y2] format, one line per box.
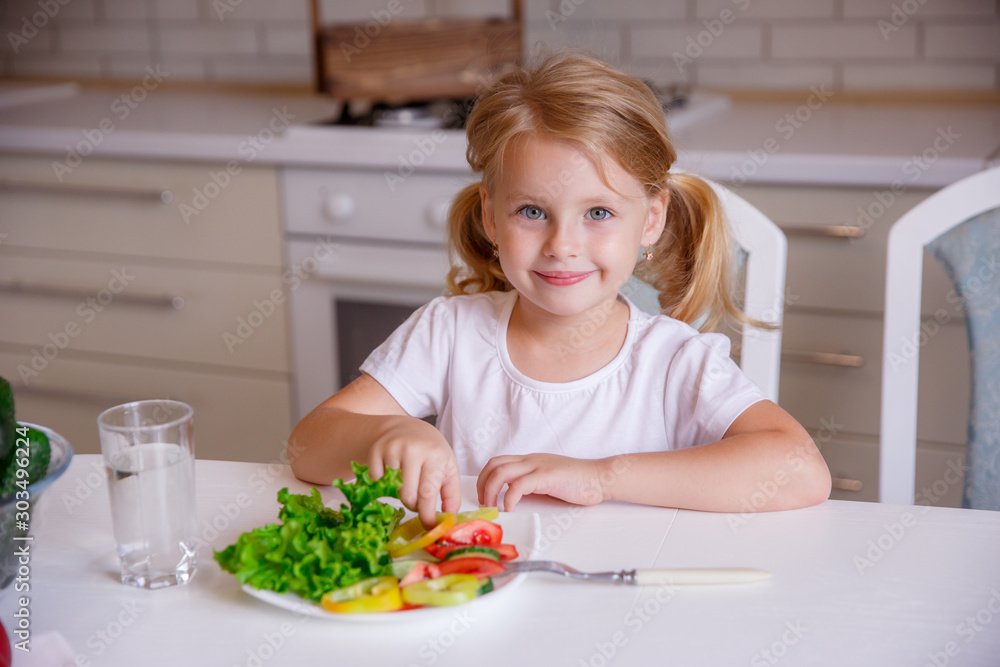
[241, 511, 540, 622]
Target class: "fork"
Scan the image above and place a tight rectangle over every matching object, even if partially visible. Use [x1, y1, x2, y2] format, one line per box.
[499, 561, 771, 585]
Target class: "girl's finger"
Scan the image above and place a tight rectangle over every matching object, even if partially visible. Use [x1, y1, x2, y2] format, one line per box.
[416, 462, 442, 529]
[397, 454, 422, 511]
[479, 459, 534, 508]
[439, 466, 462, 516]
[476, 455, 517, 505]
[501, 473, 541, 512]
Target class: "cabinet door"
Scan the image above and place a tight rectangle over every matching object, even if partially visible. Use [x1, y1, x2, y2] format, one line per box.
[817, 433, 964, 507]
[1, 352, 292, 464]
[0, 155, 283, 267]
[1, 254, 290, 373]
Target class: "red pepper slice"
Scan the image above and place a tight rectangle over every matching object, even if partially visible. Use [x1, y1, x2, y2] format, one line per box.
[436, 557, 506, 578]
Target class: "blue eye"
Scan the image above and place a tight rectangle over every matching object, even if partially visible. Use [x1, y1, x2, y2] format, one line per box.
[587, 207, 611, 221]
[519, 205, 545, 220]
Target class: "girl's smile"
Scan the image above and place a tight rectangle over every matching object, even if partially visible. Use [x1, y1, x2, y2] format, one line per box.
[533, 270, 596, 286]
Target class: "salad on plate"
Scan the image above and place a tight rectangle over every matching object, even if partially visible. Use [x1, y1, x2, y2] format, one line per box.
[214, 462, 522, 615]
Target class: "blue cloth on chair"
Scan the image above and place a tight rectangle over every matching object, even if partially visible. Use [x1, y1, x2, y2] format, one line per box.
[927, 206, 1000, 510]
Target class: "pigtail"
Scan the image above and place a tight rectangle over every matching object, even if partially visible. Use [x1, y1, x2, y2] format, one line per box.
[635, 172, 775, 333]
[446, 183, 512, 295]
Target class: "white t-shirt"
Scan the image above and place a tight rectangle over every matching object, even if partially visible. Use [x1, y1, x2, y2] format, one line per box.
[360, 291, 766, 476]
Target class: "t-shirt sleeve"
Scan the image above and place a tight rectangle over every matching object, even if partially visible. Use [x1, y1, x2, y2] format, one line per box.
[358, 296, 455, 418]
[663, 332, 768, 448]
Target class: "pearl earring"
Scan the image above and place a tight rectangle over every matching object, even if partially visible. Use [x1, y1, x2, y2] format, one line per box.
[643, 246, 654, 261]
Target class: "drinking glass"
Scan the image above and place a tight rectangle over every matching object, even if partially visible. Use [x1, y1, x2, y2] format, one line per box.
[97, 400, 197, 589]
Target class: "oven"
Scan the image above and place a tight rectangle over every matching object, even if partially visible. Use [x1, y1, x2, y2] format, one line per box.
[281, 160, 473, 419]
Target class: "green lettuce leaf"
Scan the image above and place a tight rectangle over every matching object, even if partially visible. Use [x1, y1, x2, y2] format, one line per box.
[214, 462, 405, 602]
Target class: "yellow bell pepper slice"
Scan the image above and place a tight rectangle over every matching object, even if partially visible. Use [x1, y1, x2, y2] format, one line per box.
[401, 573, 483, 607]
[320, 576, 403, 614]
[388, 513, 456, 558]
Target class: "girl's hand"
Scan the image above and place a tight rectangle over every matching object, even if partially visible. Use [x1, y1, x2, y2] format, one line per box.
[476, 454, 608, 512]
[367, 416, 461, 529]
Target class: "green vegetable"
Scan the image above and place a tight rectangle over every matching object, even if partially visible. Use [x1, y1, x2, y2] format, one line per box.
[0, 377, 52, 498]
[214, 462, 405, 603]
[0, 427, 51, 498]
[0, 378, 15, 471]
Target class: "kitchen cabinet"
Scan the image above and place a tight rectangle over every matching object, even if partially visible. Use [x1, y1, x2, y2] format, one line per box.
[0, 154, 293, 463]
[730, 183, 969, 507]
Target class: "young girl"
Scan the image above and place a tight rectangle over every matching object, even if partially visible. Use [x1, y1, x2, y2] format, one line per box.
[289, 51, 831, 527]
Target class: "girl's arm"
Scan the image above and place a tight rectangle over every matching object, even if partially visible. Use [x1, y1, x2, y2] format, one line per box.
[288, 373, 462, 527]
[477, 400, 832, 512]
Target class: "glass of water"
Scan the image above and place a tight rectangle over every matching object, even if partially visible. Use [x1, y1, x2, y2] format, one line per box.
[97, 400, 197, 589]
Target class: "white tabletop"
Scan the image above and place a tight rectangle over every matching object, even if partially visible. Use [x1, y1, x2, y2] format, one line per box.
[4, 455, 1000, 666]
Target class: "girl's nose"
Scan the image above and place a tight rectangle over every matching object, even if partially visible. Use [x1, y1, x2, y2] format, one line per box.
[543, 220, 581, 259]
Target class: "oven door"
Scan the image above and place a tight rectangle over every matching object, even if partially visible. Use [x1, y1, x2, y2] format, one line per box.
[286, 239, 451, 419]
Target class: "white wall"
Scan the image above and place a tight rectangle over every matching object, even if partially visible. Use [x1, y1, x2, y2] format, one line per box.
[2, 0, 998, 91]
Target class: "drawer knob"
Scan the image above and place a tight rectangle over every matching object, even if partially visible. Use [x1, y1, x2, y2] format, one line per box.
[831, 477, 863, 492]
[323, 193, 356, 223]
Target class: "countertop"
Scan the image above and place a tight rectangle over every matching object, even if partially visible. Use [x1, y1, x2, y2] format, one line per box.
[0, 83, 998, 187]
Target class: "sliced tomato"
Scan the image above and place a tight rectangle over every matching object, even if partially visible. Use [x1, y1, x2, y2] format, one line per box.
[438, 519, 502, 546]
[399, 562, 441, 587]
[436, 557, 506, 578]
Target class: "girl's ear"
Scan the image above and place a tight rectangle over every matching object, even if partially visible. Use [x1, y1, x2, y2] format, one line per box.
[480, 185, 496, 240]
[642, 189, 669, 247]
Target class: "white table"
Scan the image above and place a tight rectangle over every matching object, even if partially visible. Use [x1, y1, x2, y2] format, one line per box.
[5, 455, 1000, 666]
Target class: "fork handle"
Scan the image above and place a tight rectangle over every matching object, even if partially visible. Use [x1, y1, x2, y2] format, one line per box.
[632, 568, 771, 585]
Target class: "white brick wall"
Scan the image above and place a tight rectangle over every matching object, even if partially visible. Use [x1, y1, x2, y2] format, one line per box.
[1, 0, 997, 91]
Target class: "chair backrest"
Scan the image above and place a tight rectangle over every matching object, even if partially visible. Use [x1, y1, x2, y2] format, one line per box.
[709, 180, 787, 403]
[879, 165, 1000, 505]
[627, 177, 787, 402]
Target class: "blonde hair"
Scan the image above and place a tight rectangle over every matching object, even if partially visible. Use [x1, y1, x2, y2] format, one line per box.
[446, 50, 760, 332]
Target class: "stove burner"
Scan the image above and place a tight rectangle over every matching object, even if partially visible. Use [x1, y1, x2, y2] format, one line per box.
[326, 97, 476, 130]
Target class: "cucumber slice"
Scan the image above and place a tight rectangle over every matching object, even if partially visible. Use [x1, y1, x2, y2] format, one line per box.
[442, 546, 502, 562]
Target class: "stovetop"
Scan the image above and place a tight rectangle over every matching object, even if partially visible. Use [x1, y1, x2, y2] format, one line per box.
[309, 83, 699, 131]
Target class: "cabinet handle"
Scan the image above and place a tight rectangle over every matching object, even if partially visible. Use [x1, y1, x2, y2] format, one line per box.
[782, 225, 865, 239]
[0, 280, 185, 310]
[0, 179, 173, 203]
[13, 384, 132, 407]
[781, 349, 865, 368]
[831, 477, 863, 492]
